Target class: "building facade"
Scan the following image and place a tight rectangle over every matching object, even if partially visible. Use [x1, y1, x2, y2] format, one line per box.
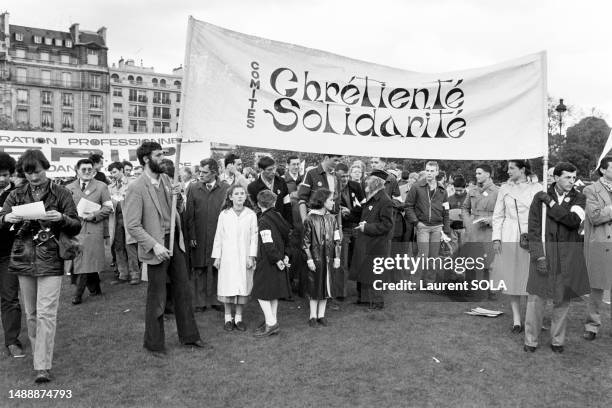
[109, 59, 181, 134]
[0, 12, 110, 133]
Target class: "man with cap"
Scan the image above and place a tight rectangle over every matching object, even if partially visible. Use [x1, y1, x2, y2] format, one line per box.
[448, 175, 468, 253]
[350, 169, 394, 309]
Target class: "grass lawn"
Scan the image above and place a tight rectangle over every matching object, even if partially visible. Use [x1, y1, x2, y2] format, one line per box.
[1, 269, 611, 408]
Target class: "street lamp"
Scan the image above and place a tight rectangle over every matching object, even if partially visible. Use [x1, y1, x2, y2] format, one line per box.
[556, 98, 567, 136]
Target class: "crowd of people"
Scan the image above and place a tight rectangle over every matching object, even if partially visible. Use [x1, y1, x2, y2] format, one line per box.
[1, 143, 611, 384]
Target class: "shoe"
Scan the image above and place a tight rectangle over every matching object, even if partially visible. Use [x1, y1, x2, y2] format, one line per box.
[224, 321, 234, 332]
[523, 345, 536, 353]
[308, 318, 317, 328]
[90, 290, 102, 296]
[254, 321, 266, 334]
[316, 317, 328, 327]
[550, 344, 564, 353]
[71, 296, 82, 305]
[144, 347, 167, 358]
[34, 370, 51, 383]
[234, 321, 247, 332]
[129, 279, 141, 285]
[194, 306, 207, 313]
[7, 344, 25, 358]
[583, 331, 596, 341]
[511, 324, 524, 334]
[184, 340, 213, 350]
[211, 305, 224, 312]
[110, 278, 128, 285]
[253, 323, 279, 338]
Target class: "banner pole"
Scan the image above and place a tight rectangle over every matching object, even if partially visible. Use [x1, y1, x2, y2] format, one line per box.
[540, 51, 548, 255]
[169, 16, 195, 256]
[541, 155, 548, 255]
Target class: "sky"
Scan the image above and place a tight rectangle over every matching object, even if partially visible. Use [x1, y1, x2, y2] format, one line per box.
[4, 0, 611, 124]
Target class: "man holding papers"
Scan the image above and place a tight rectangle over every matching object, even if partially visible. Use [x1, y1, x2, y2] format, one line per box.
[66, 159, 113, 305]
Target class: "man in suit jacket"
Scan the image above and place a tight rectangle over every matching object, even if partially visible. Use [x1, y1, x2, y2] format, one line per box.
[124, 142, 207, 355]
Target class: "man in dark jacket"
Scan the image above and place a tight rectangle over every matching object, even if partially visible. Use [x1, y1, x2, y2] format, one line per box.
[350, 170, 394, 309]
[405, 161, 451, 285]
[0, 153, 22, 358]
[283, 155, 304, 297]
[184, 158, 228, 312]
[523, 162, 590, 353]
[247, 156, 292, 224]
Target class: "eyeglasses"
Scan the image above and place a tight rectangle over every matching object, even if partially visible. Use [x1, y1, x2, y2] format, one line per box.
[80, 168, 94, 173]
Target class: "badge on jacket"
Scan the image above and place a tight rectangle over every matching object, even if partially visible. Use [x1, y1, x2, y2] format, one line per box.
[317, 181, 322, 187]
[483, 191, 488, 197]
[368, 205, 373, 210]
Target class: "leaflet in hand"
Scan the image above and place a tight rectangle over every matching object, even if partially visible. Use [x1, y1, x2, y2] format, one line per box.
[77, 198, 101, 218]
[12, 201, 46, 220]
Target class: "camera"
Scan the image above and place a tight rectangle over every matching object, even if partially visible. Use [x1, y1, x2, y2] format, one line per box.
[33, 228, 55, 246]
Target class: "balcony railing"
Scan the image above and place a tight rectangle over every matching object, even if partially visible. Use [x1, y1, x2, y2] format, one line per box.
[9, 75, 110, 92]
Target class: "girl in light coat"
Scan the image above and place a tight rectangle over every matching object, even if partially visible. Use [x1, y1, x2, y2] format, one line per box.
[212, 184, 258, 332]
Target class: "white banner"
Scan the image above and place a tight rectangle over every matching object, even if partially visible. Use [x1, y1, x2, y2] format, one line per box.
[0, 131, 208, 177]
[181, 18, 547, 160]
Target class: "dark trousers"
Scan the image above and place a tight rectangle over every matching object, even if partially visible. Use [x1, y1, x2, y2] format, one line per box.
[0, 256, 22, 347]
[74, 272, 101, 297]
[144, 235, 200, 351]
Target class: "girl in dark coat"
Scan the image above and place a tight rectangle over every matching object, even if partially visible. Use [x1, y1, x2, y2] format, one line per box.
[303, 189, 341, 327]
[252, 190, 292, 337]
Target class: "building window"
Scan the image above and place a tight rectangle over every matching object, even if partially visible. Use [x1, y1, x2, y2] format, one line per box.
[153, 92, 160, 104]
[60, 54, 70, 64]
[111, 73, 120, 83]
[174, 80, 181, 89]
[90, 95, 102, 109]
[90, 74, 101, 90]
[89, 114, 102, 132]
[62, 112, 74, 131]
[127, 75, 134, 83]
[41, 110, 53, 130]
[16, 109, 28, 124]
[62, 93, 73, 107]
[136, 76, 142, 84]
[161, 92, 171, 105]
[55, 38, 63, 47]
[129, 89, 146, 102]
[40, 52, 49, 61]
[41, 70, 51, 86]
[87, 49, 99, 65]
[160, 79, 166, 87]
[15, 49, 26, 58]
[162, 122, 171, 133]
[113, 118, 123, 128]
[176, 93, 181, 103]
[44, 37, 53, 45]
[16, 89, 28, 104]
[42, 91, 52, 106]
[65, 40, 72, 48]
[15, 33, 23, 41]
[34, 35, 42, 44]
[137, 90, 147, 103]
[113, 87, 123, 97]
[176, 108, 180, 117]
[61, 72, 72, 87]
[129, 120, 137, 132]
[16, 67, 27, 82]
[138, 120, 147, 132]
[162, 107, 171, 119]
[152, 78, 158, 86]
[113, 103, 123, 113]
[153, 121, 161, 133]
[130, 105, 147, 118]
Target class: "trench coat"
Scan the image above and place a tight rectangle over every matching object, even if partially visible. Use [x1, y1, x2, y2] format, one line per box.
[211, 207, 258, 297]
[184, 179, 229, 268]
[66, 179, 113, 274]
[490, 180, 542, 295]
[303, 210, 342, 299]
[526, 185, 590, 301]
[461, 180, 499, 267]
[349, 189, 394, 285]
[583, 179, 612, 289]
[251, 208, 292, 300]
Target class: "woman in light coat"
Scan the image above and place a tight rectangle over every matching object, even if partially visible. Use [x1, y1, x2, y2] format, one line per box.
[491, 160, 542, 333]
[212, 184, 258, 332]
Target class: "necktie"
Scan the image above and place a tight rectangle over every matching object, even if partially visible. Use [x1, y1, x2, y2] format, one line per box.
[81, 182, 87, 192]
